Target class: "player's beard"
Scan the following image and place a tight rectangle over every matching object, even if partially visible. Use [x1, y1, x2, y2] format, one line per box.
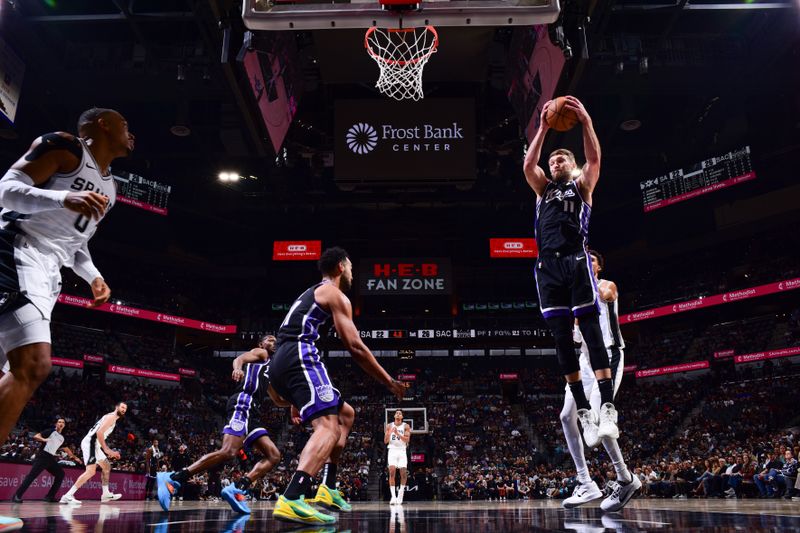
[552, 169, 571, 182]
[340, 275, 352, 292]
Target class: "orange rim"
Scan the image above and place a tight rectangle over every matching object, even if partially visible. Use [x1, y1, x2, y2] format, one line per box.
[364, 25, 439, 66]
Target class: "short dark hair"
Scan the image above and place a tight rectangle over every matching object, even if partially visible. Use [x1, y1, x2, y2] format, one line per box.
[259, 334, 275, 345]
[588, 249, 604, 270]
[318, 247, 349, 276]
[395, 409, 403, 415]
[77, 107, 117, 134]
[548, 148, 576, 163]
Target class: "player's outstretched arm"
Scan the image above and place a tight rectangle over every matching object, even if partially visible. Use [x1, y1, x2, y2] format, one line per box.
[326, 290, 408, 400]
[564, 96, 601, 197]
[231, 348, 269, 381]
[522, 100, 553, 197]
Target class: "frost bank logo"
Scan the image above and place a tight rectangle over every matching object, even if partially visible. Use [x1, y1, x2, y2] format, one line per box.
[346, 123, 378, 155]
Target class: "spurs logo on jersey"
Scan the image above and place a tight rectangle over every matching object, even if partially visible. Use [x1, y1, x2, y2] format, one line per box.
[0, 138, 116, 268]
[387, 422, 408, 450]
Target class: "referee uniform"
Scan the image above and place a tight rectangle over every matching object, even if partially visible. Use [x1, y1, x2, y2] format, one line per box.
[13, 427, 67, 502]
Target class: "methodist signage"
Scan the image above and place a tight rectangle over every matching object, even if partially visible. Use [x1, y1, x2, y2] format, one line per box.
[334, 99, 476, 180]
[620, 277, 800, 324]
[360, 259, 452, 295]
[635, 360, 710, 379]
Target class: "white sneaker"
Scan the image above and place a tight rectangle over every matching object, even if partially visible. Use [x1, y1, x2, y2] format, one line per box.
[577, 408, 600, 448]
[563, 481, 603, 509]
[597, 403, 619, 440]
[101, 493, 122, 502]
[59, 494, 81, 505]
[389, 496, 397, 505]
[600, 476, 641, 512]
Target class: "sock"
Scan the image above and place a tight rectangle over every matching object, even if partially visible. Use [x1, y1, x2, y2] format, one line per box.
[561, 402, 591, 484]
[568, 381, 591, 411]
[597, 379, 614, 406]
[320, 463, 337, 488]
[399, 485, 406, 500]
[390, 486, 397, 499]
[65, 486, 77, 497]
[171, 468, 190, 484]
[236, 475, 252, 492]
[284, 470, 312, 500]
[102, 484, 110, 496]
[601, 437, 632, 483]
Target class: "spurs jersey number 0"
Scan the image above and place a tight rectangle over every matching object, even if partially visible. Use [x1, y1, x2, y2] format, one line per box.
[0, 138, 116, 268]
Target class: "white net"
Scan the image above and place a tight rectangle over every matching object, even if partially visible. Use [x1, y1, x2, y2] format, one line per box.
[365, 26, 438, 101]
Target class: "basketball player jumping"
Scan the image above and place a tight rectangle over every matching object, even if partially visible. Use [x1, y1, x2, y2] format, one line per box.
[60, 402, 127, 504]
[385, 409, 411, 505]
[269, 247, 408, 525]
[522, 96, 620, 447]
[0, 109, 131, 527]
[157, 336, 283, 515]
[561, 250, 641, 510]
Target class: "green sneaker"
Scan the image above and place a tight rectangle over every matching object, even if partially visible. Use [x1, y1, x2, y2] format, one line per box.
[309, 483, 353, 512]
[272, 495, 337, 525]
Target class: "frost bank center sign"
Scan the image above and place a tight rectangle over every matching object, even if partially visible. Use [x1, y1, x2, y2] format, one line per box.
[334, 98, 476, 180]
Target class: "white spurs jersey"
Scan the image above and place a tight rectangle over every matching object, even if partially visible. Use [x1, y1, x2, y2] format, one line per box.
[387, 422, 409, 450]
[0, 138, 116, 267]
[83, 413, 117, 443]
[597, 279, 625, 349]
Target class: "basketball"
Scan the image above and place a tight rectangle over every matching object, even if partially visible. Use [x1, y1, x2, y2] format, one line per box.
[545, 96, 579, 132]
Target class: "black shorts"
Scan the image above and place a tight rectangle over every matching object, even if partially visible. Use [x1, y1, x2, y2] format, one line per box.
[534, 249, 599, 319]
[269, 342, 343, 423]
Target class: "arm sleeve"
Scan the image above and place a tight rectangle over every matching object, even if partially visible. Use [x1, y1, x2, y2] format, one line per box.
[0, 169, 69, 214]
[71, 240, 102, 284]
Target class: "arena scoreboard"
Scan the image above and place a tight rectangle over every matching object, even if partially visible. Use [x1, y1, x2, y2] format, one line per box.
[640, 146, 755, 212]
[113, 170, 171, 215]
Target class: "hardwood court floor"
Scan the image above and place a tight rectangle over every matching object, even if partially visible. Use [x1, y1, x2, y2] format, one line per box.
[1, 498, 799, 531]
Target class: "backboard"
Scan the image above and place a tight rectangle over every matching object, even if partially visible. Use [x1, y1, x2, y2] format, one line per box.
[242, 0, 560, 31]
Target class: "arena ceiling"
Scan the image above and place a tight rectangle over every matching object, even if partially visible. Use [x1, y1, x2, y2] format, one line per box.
[0, 0, 798, 263]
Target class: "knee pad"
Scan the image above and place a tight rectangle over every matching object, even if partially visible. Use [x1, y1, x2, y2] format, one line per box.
[546, 315, 580, 375]
[578, 314, 611, 371]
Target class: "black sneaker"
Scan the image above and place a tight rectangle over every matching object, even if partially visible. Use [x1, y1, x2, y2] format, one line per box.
[11, 495, 23, 503]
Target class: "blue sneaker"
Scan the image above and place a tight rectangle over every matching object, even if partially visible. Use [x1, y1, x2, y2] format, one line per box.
[156, 472, 180, 512]
[221, 484, 251, 514]
[222, 514, 250, 533]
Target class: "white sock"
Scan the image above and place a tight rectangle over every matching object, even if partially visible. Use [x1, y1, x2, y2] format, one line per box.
[65, 486, 77, 497]
[601, 437, 632, 483]
[399, 485, 406, 500]
[390, 486, 396, 499]
[102, 484, 111, 496]
[561, 401, 591, 485]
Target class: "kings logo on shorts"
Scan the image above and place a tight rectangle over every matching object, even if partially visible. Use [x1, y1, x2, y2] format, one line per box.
[229, 417, 245, 433]
[315, 384, 335, 403]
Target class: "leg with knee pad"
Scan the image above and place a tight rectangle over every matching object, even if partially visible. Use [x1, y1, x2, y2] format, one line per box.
[545, 315, 580, 376]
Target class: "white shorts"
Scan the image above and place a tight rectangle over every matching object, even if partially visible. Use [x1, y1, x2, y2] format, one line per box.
[0, 230, 59, 353]
[81, 437, 107, 465]
[0, 303, 51, 355]
[387, 448, 408, 469]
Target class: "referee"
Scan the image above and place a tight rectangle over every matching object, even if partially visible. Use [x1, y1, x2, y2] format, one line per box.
[12, 418, 82, 503]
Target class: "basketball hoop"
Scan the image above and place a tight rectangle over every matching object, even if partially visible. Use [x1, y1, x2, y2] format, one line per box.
[365, 25, 438, 101]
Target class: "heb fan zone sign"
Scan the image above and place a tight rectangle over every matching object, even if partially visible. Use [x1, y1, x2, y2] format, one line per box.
[273, 240, 322, 261]
[490, 238, 538, 259]
[334, 99, 476, 180]
[360, 259, 452, 295]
